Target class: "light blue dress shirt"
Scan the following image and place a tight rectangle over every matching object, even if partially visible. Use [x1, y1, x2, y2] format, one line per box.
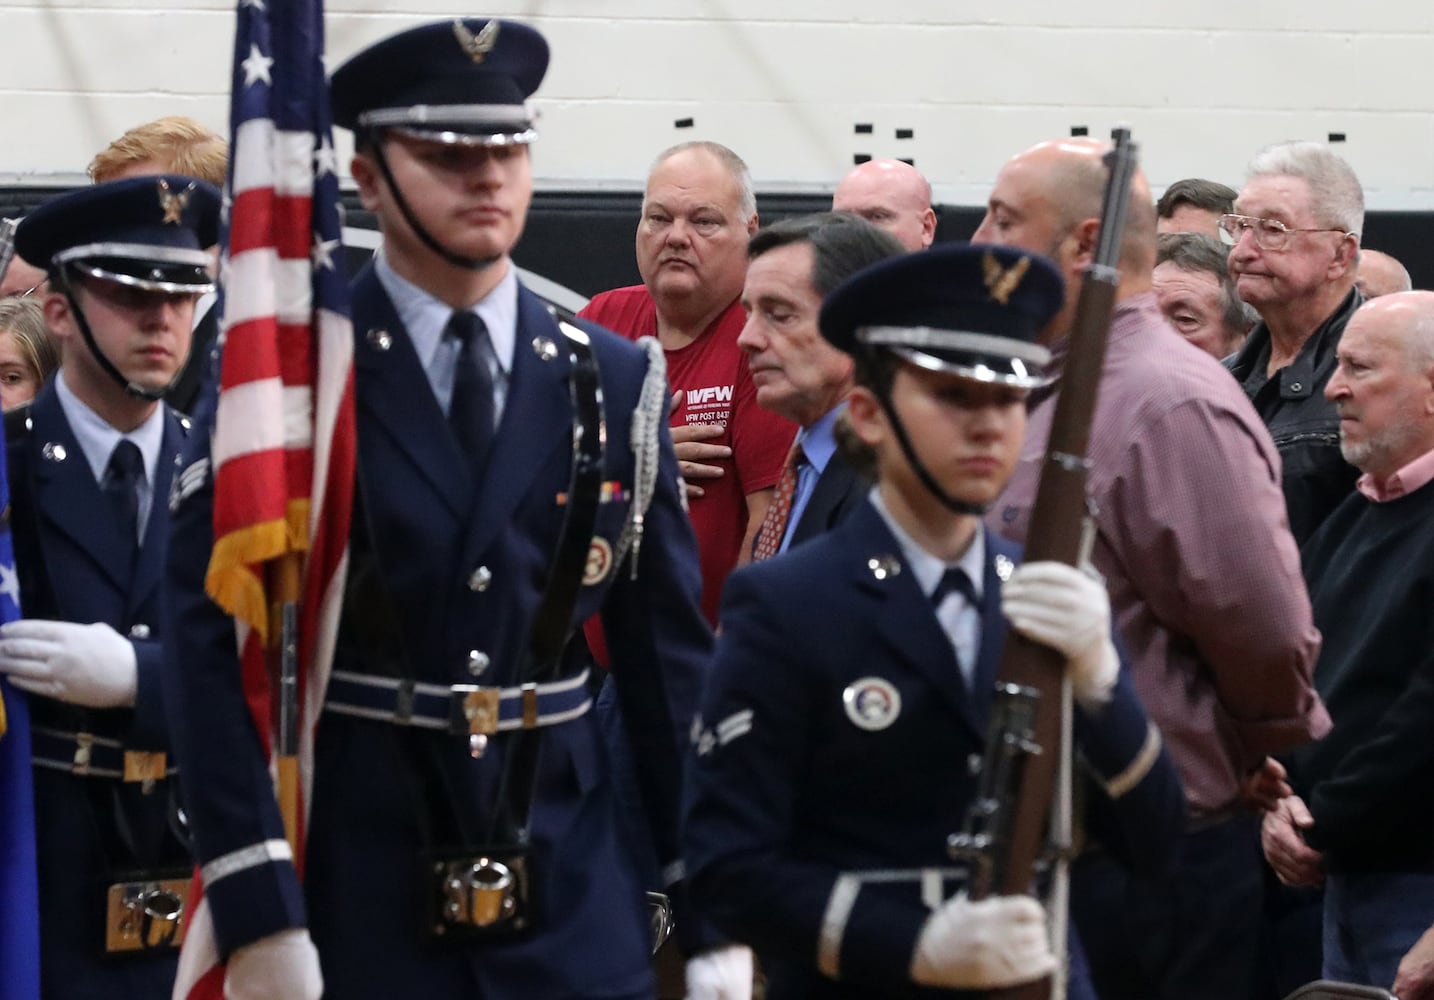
[54, 371, 166, 544]
[375, 250, 517, 422]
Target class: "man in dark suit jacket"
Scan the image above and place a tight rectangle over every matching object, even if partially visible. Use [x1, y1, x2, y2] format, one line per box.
[684, 244, 1185, 999]
[163, 18, 725, 1000]
[0, 174, 219, 999]
[738, 213, 905, 558]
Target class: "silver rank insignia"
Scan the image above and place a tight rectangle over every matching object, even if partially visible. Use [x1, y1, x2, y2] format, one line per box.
[867, 554, 901, 581]
[994, 554, 1014, 582]
[169, 457, 210, 513]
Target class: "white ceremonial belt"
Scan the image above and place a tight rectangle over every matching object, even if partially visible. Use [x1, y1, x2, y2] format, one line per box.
[817, 866, 970, 979]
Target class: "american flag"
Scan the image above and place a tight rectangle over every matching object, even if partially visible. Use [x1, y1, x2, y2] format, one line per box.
[174, 0, 355, 993]
[0, 432, 38, 1000]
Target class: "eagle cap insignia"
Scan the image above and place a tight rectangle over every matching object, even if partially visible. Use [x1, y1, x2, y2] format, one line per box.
[156, 178, 194, 225]
[453, 19, 500, 64]
[982, 251, 1031, 306]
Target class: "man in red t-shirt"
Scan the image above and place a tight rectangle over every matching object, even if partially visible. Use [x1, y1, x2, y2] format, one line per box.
[582, 141, 796, 624]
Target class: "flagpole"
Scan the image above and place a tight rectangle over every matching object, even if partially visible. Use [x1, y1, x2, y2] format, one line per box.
[273, 552, 303, 860]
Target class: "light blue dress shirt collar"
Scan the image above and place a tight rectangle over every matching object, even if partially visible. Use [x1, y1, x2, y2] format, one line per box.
[374, 250, 518, 417]
[54, 370, 166, 540]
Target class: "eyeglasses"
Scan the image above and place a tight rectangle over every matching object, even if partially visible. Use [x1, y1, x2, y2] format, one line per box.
[1218, 214, 1357, 252]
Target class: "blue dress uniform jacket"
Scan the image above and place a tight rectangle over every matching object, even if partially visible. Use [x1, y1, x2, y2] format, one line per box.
[682, 499, 1185, 1000]
[164, 265, 712, 1000]
[8, 381, 188, 1000]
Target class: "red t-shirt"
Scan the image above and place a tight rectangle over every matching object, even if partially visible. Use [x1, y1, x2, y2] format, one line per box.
[580, 285, 796, 624]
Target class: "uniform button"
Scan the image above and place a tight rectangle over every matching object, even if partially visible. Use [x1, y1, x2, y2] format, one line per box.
[967, 753, 983, 777]
[41, 442, 66, 462]
[1290, 381, 1303, 392]
[467, 566, 492, 592]
[129, 623, 152, 640]
[367, 328, 393, 351]
[466, 650, 490, 676]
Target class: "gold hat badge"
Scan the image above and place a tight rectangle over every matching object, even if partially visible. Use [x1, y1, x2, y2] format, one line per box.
[453, 19, 500, 64]
[982, 251, 1031, 306]
[156, 179, 194, 226]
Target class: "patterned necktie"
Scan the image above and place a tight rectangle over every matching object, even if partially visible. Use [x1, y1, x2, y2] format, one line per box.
[103, 439, 144, 556]
[445, 309, 496, 465]
[752, 442, 805, 561]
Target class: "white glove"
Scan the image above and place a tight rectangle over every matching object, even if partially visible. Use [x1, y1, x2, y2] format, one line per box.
[1001, 561, 1118, 709]
[686, 943, 754, 1000]
[911, 893, 1057, 990]
[225, 928, 324, 1000]
[0, 620, 138, 708]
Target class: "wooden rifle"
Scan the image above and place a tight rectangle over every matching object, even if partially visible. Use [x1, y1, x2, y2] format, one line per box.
[947, 126, 1140, 1000]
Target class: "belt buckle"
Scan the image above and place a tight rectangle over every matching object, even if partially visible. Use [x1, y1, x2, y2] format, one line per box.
[104, 876, 191, 954]
[123, 750, 167, 791]
[451, 685, 500, 738]
[426, 849, 534, 941]
[73, 732, 95, 776]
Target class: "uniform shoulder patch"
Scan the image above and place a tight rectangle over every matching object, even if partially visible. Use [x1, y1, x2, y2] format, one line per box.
[169, 456, 210, 513]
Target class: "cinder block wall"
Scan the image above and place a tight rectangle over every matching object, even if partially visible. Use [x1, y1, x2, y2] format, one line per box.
[2, 1, 1430, 211]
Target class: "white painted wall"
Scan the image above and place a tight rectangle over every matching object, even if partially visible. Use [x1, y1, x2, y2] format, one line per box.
[2, 1, 1431, 208]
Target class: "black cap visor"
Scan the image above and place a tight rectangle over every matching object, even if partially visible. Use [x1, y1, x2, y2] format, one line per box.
[860, 325, 1052, 390]
[57, 243, 214, 296]
[359, 104, 537, 146]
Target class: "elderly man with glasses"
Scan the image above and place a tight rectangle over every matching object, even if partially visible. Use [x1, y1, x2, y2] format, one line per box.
[1222, 141, 1365, 546]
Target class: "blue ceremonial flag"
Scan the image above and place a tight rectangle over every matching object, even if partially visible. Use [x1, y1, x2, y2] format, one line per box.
[0, 430, 37, 998]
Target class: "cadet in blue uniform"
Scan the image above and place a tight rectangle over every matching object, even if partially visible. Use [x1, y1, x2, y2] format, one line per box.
[682, 244, 1187, 999]
[0, 175, 218, 999]
[163, 18, 728, 1000]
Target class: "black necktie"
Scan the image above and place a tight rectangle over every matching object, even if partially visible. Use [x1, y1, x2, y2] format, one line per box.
[930, 567, 979, 609]
[104, 439, 144, 556]
[445, 310, 496, 464]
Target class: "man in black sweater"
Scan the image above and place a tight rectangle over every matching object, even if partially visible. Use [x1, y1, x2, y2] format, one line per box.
[1262, 290, 1434, 993]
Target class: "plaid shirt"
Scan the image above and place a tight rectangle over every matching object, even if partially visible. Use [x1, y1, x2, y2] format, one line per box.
[990, 291, 1330, 816]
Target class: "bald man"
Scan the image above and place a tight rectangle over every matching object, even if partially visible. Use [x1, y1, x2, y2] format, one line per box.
[1270, 291, 1434, 991]
[1356, 248, 1413, 300]
[832, 158, 936, 251]
[974, 138, 1328, 1000]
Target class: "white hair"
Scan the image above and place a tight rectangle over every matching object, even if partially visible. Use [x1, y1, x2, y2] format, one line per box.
[1247, 141, 1364, 236]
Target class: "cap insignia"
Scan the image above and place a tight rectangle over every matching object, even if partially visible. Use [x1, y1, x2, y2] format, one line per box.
[157, 179, 195, 226]
[453, 19, 500, 64]
[982, 251, 1030, 306]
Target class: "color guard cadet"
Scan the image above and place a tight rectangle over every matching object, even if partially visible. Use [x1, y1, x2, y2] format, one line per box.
[163, 18, 727, 1000]
[0, 175, 218, 998]
[682, 243, 1186, 999]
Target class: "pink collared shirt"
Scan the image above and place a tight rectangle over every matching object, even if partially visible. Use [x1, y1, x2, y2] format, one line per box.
[990, 292, 1328, 816]
[1356, 446, 1434, 502]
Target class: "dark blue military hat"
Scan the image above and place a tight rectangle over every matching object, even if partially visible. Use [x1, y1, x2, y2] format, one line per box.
[819, 242, 1063, 389]
[15, 174, 220, 293]
[331, 18, 549, 145]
